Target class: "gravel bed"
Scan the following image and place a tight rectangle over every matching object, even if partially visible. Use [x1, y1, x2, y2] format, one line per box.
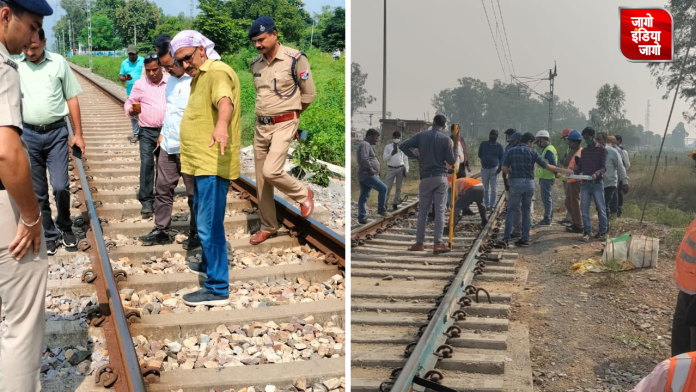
[169, 376, 345, 392]
[121, 274, 345, 314]
[134, 317, 345, 371]
[39, 338, 109, 379]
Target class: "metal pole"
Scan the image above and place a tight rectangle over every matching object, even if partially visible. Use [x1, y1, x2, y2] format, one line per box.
[68, 19, 71, 54]
[134, 25, 137, 46]
[310, 18, 315, 48]
[87, 0, 92, 70]
[381, 0, 387, 129]
[548, 62, 557, 132]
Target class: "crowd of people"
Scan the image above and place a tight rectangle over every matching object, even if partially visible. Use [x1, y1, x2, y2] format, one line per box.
[0, 0, 318, 387]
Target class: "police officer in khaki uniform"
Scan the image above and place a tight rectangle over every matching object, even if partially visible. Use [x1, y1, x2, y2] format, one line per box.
[248, 16, 316, 245]
[0, 2, 53, 390]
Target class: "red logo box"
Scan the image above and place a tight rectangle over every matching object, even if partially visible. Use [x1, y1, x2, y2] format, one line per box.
[619, 7, 673, 62]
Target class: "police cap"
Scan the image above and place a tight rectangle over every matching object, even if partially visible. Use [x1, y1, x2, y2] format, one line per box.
[248, 16, 276, 39]
[4, 0, 53, 16]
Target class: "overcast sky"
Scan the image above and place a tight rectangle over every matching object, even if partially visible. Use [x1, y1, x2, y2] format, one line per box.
[44, 0, 344, 47]
[352, 0, 694, 138]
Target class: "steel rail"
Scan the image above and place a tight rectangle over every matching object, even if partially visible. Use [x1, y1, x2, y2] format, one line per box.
[389, 189, 508, 392]
[66, 119, 147, 391]
[351, 172, 481, 241]
[69, 64, 345, 267]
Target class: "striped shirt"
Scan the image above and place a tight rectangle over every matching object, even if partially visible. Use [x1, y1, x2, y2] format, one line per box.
[124, 76, 167, 128]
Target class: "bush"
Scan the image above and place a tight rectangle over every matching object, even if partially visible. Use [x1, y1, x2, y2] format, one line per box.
[70, 48, 345, 165]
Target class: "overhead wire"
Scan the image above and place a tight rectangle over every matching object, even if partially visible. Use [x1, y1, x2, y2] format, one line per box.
[480, 0, 508, 82]
[490, 0, 513, 78]
[495, 0, 516, 75]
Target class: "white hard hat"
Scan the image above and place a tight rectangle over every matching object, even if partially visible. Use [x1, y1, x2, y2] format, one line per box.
[536, 130, 550, 139]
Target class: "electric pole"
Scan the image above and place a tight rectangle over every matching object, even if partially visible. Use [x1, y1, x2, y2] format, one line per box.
[68, 19, 71, 54]
[381, 0, 387, 128]
[62, 30, 66, 55]
[88, 0, 92, 70]
[134, 25, 137, 46]
[190, 0, 194, 20]
[548, 62, 557, 133]
[645, 100, 651, 148]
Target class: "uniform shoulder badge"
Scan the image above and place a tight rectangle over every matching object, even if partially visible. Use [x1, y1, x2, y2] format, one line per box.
[250, 54, 262, 66]
[3, 57, 18, 70]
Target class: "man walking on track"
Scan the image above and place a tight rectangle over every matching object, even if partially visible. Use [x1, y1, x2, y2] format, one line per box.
[138, 40, 199, 250]
[247, 16, 315, 245]
[0, 1, 53, 389]
[356, 129, 389, 224]
[383, 130, 409, 210]
[170, 31, 241, 307]
[124, 53, 167, 220]
[400, 114, 456, 254]
[478, 129, 504, 210]
[16, 27, 84, 255]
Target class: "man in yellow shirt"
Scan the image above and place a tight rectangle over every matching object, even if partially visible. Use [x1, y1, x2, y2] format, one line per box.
[170, 31, 241, 307]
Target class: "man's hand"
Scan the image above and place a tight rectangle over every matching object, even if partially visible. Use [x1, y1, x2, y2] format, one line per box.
[370, 169, 377, 176]
[128, 107, 139, 117]
[209, 127, 229, 155]
[157, 134, 163, 147]
[8, 215, 43, 260]
[69, 134, 86, 154]
[591, 173, 598, 181]
[119, 74, 127, 82]
[622, 183, 630, 194]
[126, 74, 133, 80]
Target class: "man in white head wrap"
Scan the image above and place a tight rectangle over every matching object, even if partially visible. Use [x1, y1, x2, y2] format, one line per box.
[170, 30, 241, 307]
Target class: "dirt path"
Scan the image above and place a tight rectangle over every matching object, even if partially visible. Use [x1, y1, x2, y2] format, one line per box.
[510, 212, 680, 392]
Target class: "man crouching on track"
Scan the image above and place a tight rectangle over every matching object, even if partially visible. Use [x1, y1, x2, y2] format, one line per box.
[0, 1, 53, 390]
[138, 39, 200, 251]
[444, 177, 488, 235]
[399, 114, 456, 254]
[501, 132, 572, 247]
[16, 27, 84, 255]
[124, 53, 167, 219]
[247, 17, 315, 245]
[170, 31, 241, 307]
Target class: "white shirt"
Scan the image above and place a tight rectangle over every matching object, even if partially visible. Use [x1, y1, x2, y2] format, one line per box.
[160, 73, 192, 155]
[383, 143, 409, 173]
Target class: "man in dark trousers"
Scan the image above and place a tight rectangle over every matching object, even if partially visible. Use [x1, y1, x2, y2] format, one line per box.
[478, 129, 504, 210]
[357, 129, 390, 224]
[400, 114, 455, 254]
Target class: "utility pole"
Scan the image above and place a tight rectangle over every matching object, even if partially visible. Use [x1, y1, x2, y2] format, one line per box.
[87, 0, 92, 70]
[310, 17, 316, 48]
[190, 0, 194, 19]
[68, 19, 71, 54]
[381, 0, 387, 129]
[134, 25, 137, 46]
[547, 62, 557, 133]
[645, 100, 651, 148]
[62, 30, 65, 55]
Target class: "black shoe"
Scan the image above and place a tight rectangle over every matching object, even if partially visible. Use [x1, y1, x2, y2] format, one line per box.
[594, 232, 607, 241]
[392, 204, 398, 211]
[141, 203, 154, 219]
[358, 219, 368, 224]
[481, 218, 488, 226]
[61, 231, 77, 248]
[46, 240, 58, 256]
[514, 239, 530, 247]
[566, 225, 584, 233]
[182, 233, 201, 250]
[139, 228, 172, 246]
[510, 233, 521, 239]
[182, 288, 230, 307]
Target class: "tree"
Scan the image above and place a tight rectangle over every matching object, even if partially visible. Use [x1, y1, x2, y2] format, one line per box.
[592, 83, 627, 134]
[78, 12, 121, 50]
[194, 0, 246, 55]
[113, 0, 161, 46]
[319, 7, 344, 51]
[52, 0, 88, 49]
[647, 0, 696, 124]
[671, 121, 688, 148]
[351, 62, 375, 117]
[153, 13, 193, 41]
[228, 0, 308, 44]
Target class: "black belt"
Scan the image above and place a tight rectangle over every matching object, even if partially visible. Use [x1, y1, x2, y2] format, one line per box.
[23, 120, 66, 133]
[140, 127, 162, 131]
[388, 165, 404, 169]
[420, 173, 446, 179]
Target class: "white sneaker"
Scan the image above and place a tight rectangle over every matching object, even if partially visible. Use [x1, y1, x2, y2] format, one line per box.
[582, 234, 590, 242]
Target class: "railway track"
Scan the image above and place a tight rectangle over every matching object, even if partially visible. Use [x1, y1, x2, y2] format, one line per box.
[35, 66, 345, 391]
[350, 182, 533, 392]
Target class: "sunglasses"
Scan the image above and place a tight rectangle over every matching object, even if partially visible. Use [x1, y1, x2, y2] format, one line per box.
[143, 53, 159, 64]
[174, 47, 198, 66]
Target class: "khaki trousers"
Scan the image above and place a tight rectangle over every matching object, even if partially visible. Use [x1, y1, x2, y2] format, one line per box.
[565, 181, 582, 228]
[0, 191, 48, 392]
[254, 118, 308, 233]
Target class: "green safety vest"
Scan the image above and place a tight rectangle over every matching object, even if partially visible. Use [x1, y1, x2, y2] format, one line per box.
[535, 144, 558, 180]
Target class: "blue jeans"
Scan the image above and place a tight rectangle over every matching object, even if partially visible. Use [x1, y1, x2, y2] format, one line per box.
[358, 175, 387, 221]
[130, 117, 140, 137]
[481, 167, 499, 208]
[22, 126, 72, 243]
[580, 182, 608, 235]
[539, 178, 555, 222]
[193, 175, 230, 297]
[504, 179, 535, 241]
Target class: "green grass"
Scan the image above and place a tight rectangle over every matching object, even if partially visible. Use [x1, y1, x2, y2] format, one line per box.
[70, 48, 345, 165]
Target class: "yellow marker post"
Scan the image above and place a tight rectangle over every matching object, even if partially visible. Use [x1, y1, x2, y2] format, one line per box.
[449, 124, 460, 250]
